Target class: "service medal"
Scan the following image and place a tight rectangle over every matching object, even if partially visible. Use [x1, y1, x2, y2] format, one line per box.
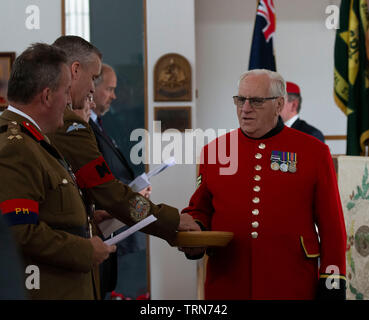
[271, 162, 280, 170]
[288, 162, 297, 173]
[280, 162, 288, 172]
[280, 152, 288, 172]
[288, 153, 297, 173]
[270, 151, 281, 171]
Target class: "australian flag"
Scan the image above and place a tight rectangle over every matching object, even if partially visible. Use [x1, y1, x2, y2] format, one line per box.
[248, 0, 276, 71]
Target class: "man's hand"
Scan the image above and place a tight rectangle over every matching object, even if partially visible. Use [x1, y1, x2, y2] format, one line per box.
[139, 185, 152, 199]
[177, 214, 206, 257]
[93, 210, 112, 224]
[178, 213, 201, 231]
[89, 236, 116, 265]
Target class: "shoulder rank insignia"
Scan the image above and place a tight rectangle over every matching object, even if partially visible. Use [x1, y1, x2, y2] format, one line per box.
[6, 121, 23, 141]
[66, 122, 86, 133]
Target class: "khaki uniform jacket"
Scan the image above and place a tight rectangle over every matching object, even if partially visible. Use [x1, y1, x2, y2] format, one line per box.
[0, 110, 95, 300]
[48, 108, 179, 244]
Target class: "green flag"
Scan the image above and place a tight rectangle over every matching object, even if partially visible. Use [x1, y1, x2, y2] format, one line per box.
[334, 0, 369, 155]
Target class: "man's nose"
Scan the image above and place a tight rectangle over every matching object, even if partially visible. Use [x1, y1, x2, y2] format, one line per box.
[90, 81, 95, 94]
[241, 99, 253, 112]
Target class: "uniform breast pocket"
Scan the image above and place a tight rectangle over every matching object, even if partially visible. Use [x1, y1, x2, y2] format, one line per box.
[300, 235, 320, 259]
[46, 172, 80, 215]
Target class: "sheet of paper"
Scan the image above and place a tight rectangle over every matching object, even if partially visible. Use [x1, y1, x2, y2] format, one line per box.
[146, 156, 176, 179]
[99, 218, 126, 239]
[104, 215, 157, 246]
[128, 157, 176, 192]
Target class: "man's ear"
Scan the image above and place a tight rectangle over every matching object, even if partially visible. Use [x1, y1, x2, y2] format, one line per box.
[70, 61, 80, 80]
[40, 87, 52, 108]
[291, 99, 299, 113]
[276, 96, 285, 115]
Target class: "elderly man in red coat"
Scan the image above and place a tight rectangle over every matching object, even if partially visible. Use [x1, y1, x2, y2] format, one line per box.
[181, 69, 346, 300]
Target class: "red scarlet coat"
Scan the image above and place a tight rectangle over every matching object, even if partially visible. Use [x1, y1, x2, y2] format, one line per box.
[182, 126, 346, 300]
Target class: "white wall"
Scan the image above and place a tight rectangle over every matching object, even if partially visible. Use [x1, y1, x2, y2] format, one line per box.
[195, 0, 346, 154]
[0, 0, 62, 55]
[146, 0, 198, 300]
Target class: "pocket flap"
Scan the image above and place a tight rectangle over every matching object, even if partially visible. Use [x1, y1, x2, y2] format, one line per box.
[300, 235, 320, 258]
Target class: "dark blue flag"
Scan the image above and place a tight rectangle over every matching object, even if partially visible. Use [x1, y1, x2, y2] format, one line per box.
[248, 0, 276, 71]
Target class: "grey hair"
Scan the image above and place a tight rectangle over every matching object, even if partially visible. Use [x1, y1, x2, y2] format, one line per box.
[53, 35, 102, 67]
[94, 63, 114, 87]
[238, 69, 286, 97]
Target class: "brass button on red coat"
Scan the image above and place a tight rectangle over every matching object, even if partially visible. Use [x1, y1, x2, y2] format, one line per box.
[252, 197, 260, 204]
[252, 221, 259, 228]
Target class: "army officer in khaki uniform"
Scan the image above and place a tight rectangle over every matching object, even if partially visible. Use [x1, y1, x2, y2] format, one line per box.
[0, 43, 116, 299]
[48, 36, 199, 245]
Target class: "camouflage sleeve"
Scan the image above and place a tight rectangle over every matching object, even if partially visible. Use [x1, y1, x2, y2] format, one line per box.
[0, 139, 93, 273]
[49, 117, 179, 244]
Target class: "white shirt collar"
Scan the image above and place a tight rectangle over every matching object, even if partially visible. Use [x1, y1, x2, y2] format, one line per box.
[284, 114, 299, 128]
[7, 105, 42, 131]
[90, 110, 98, 123]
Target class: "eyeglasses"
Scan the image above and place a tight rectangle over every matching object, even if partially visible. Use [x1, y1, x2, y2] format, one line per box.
[233, 96, 280, 108]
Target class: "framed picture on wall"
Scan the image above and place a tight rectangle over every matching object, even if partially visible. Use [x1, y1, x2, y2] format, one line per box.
[154, 106, 192, 132]
[0, 52, 15, 111]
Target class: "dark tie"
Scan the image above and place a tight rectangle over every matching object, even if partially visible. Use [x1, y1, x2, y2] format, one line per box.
[97, 117, 118, 148]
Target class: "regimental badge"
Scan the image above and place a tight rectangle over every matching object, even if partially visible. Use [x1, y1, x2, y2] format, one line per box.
[66, 122, 86, 133]
[270, 151, 280, 171]
[196, 174, 202, 188]
[129, 195, 151, 222]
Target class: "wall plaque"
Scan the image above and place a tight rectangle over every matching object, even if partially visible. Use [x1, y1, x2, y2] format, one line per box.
[154, 53, 192, 101]
[154, 106, 192, 132]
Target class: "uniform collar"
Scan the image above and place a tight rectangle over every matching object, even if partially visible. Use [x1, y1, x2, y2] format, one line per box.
[240, 116, 285, 140]
[7, 105, 41, 131]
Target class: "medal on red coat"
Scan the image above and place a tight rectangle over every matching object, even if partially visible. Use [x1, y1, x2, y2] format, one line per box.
[280, 152, 288, 172]
[288, 152, 297, 173]
[270, 151, 280, 171]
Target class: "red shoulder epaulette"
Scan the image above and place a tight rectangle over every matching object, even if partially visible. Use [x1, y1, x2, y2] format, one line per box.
[22, 121, 44, 142]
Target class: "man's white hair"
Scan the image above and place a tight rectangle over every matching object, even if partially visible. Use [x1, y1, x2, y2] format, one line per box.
[238, 69, 286, 97]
